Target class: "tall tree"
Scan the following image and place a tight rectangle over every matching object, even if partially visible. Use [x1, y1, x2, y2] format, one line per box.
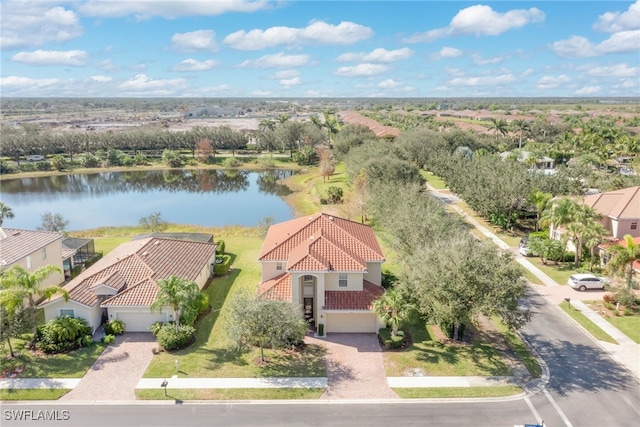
[38, 212, 69, 233]
[488, 118, 508, 140]
[511, 119, 531, 149]
[151, 275, 205, 331]
[372, 287, 413, 337]
[527, 190, 552, 231]
[0, 265, 67, 342]
[0, 202, 15, 226]
[606, 234, 640, 289]
[0, 304, 30, 358]
[583, 222, 608, 272]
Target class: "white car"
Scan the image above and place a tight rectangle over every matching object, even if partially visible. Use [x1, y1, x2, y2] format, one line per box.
[26, 155, 45, 162]
[568, 273, 606, 291]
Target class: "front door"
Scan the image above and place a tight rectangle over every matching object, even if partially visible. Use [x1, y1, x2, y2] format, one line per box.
[303, 297, 314, 322]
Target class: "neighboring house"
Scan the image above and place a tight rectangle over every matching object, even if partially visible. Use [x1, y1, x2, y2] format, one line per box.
[0, 227, 65, 289]
[582, 186, 640, 240]
[257, 213, 386, 334]
[499, 151, 555, 170]
[598, 235, 640, 274]
[40, 237, 217, 332]
[61, 237, 97, 279]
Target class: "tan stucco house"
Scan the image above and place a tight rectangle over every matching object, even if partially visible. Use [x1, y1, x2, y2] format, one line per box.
[0, 227, 65, 288]
[257, 213, 386, 334]
[40, 237, 217, 332]
[582, 186, 640, 239]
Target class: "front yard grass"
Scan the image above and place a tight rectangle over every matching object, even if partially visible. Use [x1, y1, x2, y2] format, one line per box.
[383, 320, 511, 377]
[526, 258, 579, 286]
[0, 389, 71, 400]
[143, 236, 326, 379]
[393, 386, 522, 399]
[559, 302, 617, 344]
[607, 316, 640, 343]
[135, 388, 325, 400]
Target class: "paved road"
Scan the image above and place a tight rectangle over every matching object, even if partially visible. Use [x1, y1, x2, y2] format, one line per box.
[520, 289, 640, 427]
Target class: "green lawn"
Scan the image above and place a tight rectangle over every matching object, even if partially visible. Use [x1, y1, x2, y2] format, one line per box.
[136, 388, 325, 400]
[422, 171, 448, 190]
[527, 258, 579, 286]
[383, 320, 511, 377]
[559, 302, 617, 344]
[393, 386, 522, 399]
[0, 389, 71, 400]
[606, 315, 640, 343]
[143, 236, 327, 379]
[491, 318, 542, 378]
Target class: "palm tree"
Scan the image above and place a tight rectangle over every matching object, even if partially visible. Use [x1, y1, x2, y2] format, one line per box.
[582, 222, 608, 272]
[151, 275, 203, 331]
[511, 119, 530, 149]
[0, 265, 67, 342]
[277, 113, 290, 124]
[372, 287, 413, 337]
[527, 190, 552, 231]
[606, 234, 640, 289]
[565, 205, 601, 268]
[258, 119, 275, 132]
[540, 197, 579, 233]
[488, 118, 508, 140]
[0, 202, 15, 226]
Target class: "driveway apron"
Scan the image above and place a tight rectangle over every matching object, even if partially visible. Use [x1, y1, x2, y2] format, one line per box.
[61, 332, 156, 401]
[308, 333, 399, 400]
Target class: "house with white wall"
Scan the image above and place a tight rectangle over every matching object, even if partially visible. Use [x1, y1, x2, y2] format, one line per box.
[257, 213, 386, 334]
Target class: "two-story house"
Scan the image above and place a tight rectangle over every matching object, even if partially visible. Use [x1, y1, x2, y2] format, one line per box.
[257, 213, 386, 334]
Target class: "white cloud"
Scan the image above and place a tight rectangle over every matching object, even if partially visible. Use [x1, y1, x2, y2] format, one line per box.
[251, 90, 272, 96]
[273, 70, 299, 79]
[0, 3, 83, 49]
[88, 75, 112, 82]
[520, 68, 534, 77]
[550, 30, 640, 58]
[448, 73, 516, 87]
[11, 50, 88, 66]
[0, 75, 58, 88]
[279, 77, 301, 87]
[333, 63, 388, 77]
[118, 74, 188, 94]
[471, 53, 509, 65]
[405, 5, 544, 42]
[170, 30, 218, 52]
[172, 59, 219, 72]
[237, 52, 309, 68]
[431, 47, 463, 60]
[96, 59, 117, 72]
[536, 74, 571, 89]
[585, 63, 638, 78]
[575, 86, 601, 95]
[224, 21, 373, 50]
[78, 0, 270, 20]
[378, 79, 399, 88]
[337, 47, 413, 63]
[593, 0, 640, 32]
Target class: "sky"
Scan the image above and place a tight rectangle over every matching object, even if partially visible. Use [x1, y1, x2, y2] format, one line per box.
[1, 0, 639, 98]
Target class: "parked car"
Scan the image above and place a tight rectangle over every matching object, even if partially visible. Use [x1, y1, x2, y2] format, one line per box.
[568, 273, 606, 291]
[26, 155, 45, 162]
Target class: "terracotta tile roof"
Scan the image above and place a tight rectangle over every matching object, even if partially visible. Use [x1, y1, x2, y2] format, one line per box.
[325, 280, 384, 311]
[40, 237, 216, 309]
[583, 186, 640, 219]
[257, 273, 292, 301]
[0, 228, 63, 266]
[338, 111, 401, 138]
[101, 278, 158, 307]
[259, 213, 384, 271]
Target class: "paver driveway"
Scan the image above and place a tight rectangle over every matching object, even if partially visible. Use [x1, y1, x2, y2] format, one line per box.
[61, 332, 156, 401]
[308, 333, 399, 400]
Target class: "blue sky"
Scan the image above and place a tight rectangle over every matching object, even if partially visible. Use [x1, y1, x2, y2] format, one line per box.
[1, 1, 639, 98]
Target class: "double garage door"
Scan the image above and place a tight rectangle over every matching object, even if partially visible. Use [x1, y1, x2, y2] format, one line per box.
[325, 312, 378, 333]
[114, 312, 167, 332]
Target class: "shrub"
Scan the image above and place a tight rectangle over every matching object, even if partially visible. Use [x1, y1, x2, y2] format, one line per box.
[257, 156, 275, 168]
[528, 230, 550, 240]
[103, 334, 115, 344]
[214, 254, 232, 276]
[122, 155, 134, 166]
[155, 324, 196, 351]
[198, 293, 210, 315]
[36, 161, 52, 171]
[162, 149, 183, 167]
[378, 328, 405, 349]
[216, 240, 225, 255]
[222, 157, 242, 168]
[603, 293, 616, 304]
[326, 186, 343, 203]
[51, 155, 68, 171]
[19, 162, 37, 172]
[0, 160, 17, 174]
[613, 287, 639, 308]
[36, 316, 92, 354]
[149, 321, 164, 336]
[82, 154, 100, 168]
[134, 153, 148, 165]
[104, 319, 125, 335]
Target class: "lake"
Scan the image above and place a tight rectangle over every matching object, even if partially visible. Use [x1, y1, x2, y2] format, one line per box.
[0, 169, 296, 231]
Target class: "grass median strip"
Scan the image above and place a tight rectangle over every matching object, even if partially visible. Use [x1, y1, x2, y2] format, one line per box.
[0, 389, 71, 400]
[559, 302, 617, 344]
[136, 388, 325, 400]
[393, 386, 522, 399]
[491, 318, 542, 378]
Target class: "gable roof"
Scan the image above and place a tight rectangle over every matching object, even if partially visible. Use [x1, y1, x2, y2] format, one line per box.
[583, 186, 640, 219]
[40, 237, 216, 308]
[324, 280, 384, 311]
[257, 273, 292, 301]
[0, 227, 63, 266]
[258, 213, 384, 272]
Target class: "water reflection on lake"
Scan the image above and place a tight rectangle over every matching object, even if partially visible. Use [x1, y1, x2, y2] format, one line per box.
[0, 169, 296, 230]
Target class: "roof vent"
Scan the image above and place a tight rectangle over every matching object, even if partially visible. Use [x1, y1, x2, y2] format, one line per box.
[310, 236, 314, 240]
[142, 251, 149, 256]
[328, 216, 333, 221]
[154, 241, 160, 245]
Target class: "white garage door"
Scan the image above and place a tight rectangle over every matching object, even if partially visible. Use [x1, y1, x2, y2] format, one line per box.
[114, 312, 166, 332]
[326, 313, 377, 333]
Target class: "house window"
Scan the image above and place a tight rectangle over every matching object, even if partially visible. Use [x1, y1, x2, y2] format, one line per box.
[42, 247, 47, 260]
[338, 273, 347, 287]
[60, 309, 75, 318]
[303, 275, 314, 283]
[26, 255, 32, 269]
[631, 222, 638, 230]
[276, 262, 283, 271]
